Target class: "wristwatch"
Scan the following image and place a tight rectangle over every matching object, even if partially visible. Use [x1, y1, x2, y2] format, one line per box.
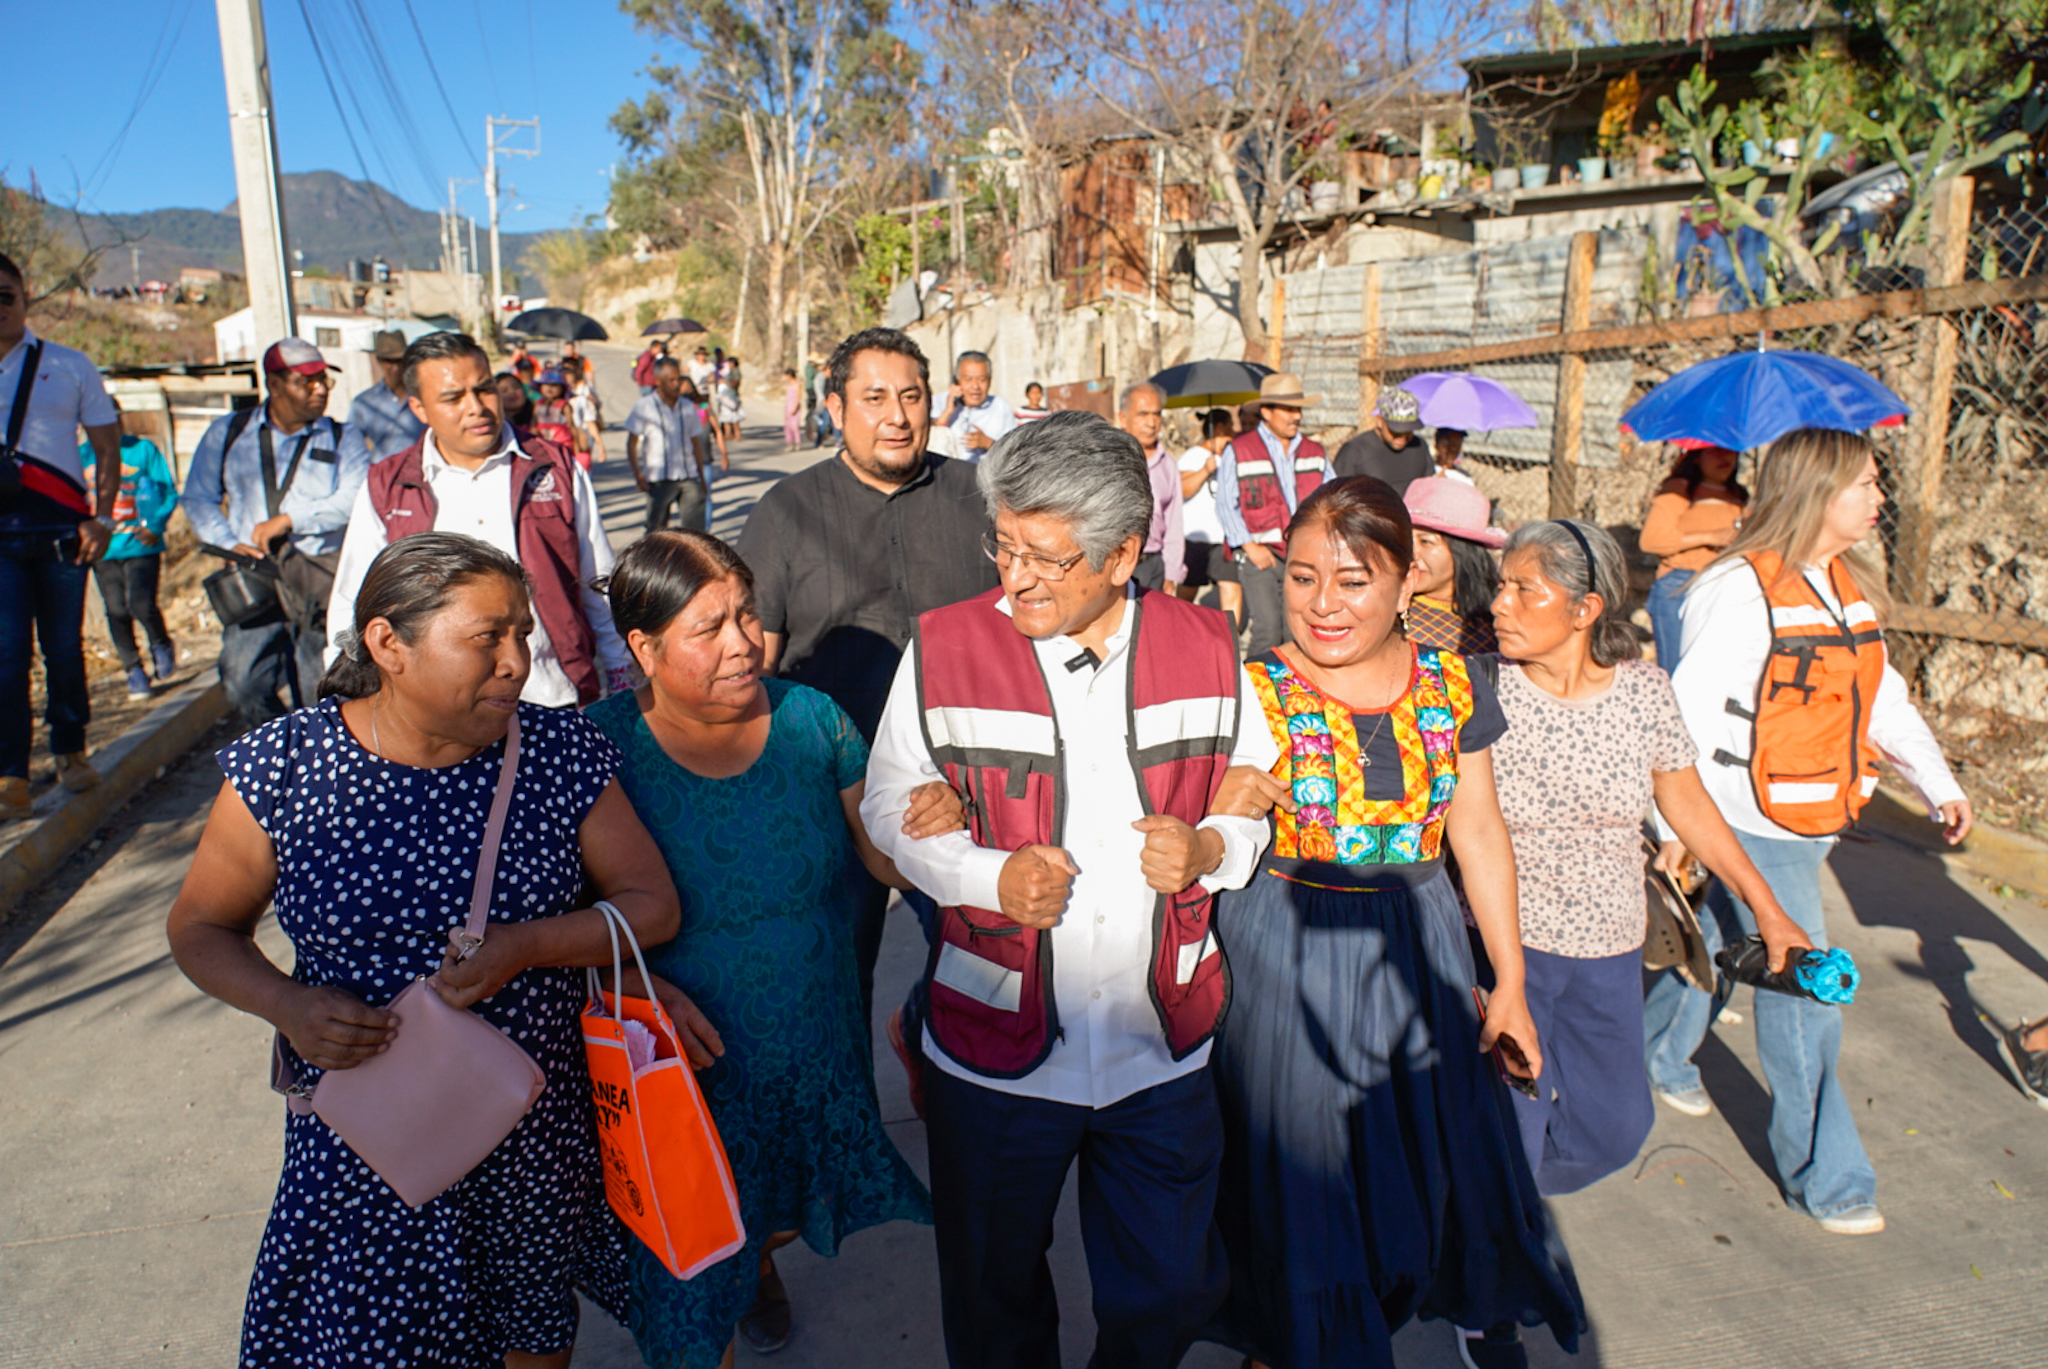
[91, 514, 116, 531]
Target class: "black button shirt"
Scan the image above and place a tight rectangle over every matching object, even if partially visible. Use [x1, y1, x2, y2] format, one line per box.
[739, 452, 997, 740]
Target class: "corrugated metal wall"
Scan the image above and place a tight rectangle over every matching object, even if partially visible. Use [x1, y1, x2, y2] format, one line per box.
[1281, 228, 1648, 469]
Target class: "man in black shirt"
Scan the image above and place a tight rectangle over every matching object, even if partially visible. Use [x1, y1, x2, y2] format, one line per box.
[738, 327, 997, 1016]
[1331, 384, 1433, 494]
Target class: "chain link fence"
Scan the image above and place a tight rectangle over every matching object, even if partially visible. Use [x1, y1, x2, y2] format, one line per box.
[1277, 191, 2048, 832]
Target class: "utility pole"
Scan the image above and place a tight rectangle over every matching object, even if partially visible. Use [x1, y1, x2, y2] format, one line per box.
[446, 176, 479, 333]
[215, 0, 295, 345]
[485, 115, 539, 340]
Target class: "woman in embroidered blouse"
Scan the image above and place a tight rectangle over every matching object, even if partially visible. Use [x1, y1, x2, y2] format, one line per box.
[1401, 475, 1502, 657]
[1205, 476, 1582, 1369]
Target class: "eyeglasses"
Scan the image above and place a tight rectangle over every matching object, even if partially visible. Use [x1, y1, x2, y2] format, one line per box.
[981, 534, 1086, 581]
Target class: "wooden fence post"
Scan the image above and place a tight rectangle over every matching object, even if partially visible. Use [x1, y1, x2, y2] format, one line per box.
[1267, 275, 1288, 371]
[1895, 175, 1974, 606]
[1358, 264, 1382, 428]
[1548, 231, 1598, 518]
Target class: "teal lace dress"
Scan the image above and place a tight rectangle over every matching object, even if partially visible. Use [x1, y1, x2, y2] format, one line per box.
[586, 680, 931, 1369]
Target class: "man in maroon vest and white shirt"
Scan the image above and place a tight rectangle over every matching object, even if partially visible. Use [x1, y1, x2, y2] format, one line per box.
[324, 331, 633, 705]
[863, 411, 1279, 1369]
[1215, 371, 1328, 657]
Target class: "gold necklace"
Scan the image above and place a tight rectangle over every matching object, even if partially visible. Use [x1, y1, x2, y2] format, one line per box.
[369, 697, 384, 760]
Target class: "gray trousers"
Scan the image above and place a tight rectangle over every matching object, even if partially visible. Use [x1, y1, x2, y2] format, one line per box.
[645, 479, 708, 534]
[1239, 556, 1289, 658]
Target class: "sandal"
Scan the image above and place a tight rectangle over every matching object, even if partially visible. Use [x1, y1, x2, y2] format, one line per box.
[739, 1258, 792, 1353]
[1997, 1018, 2048, 1110]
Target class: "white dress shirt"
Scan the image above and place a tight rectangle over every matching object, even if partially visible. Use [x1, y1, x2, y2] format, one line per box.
[1, 327, 117, 514]
[626, 392, 706, 482]
[323, 427, 632, 707]
[947, 394, 1017, 462]
[862, 588, 1279, 1108]
[1657, 556, 1965, 843]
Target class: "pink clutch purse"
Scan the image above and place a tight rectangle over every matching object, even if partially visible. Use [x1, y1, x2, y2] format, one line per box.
[272, 712, 547, 1208]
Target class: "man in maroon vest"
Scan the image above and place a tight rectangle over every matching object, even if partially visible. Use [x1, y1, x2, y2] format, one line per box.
[1215, 371, 1329, 657]
[863, 411, 1279, 1369]
[324, 331, 633, 706]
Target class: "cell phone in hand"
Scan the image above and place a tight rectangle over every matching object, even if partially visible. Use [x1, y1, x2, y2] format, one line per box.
[1473, 987, 1540, 1099]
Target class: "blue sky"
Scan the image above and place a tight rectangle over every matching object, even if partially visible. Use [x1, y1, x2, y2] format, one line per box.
[10, 0, 659, 229]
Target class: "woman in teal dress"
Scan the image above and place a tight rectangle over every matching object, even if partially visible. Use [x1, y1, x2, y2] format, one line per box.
[586, 531, 941, 1369]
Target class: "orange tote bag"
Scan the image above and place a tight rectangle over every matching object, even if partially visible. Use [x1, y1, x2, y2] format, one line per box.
[582, 900, 746, 1280]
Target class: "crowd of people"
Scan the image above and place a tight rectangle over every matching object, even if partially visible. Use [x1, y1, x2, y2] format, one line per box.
[0, 246, 1999, 1369]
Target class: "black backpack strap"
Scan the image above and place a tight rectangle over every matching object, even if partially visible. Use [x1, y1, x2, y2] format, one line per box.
[5, 340, 45, 451]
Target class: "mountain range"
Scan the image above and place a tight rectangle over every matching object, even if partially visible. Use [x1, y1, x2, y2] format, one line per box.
[63, 170, 547, 289]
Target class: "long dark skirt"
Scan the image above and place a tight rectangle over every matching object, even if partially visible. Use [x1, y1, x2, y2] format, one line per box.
[1207, 858, 1585, 1369]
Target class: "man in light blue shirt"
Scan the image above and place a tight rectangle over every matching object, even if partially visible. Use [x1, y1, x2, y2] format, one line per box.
[345, 329, 426, 463]
[939, 350, 1016, 461]
[181, 337, 368, 724]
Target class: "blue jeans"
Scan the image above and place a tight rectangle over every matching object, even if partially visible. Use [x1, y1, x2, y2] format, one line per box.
[1646, 569, 1694, 675]
[0, 530, 90, 777]
[218, 614, 326, 727]
[1643, 829, 1876, 1217]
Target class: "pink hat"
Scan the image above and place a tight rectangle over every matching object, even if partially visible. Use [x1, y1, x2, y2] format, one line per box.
[1404, 476, 1505, 548]
[261, 336, 335, 376]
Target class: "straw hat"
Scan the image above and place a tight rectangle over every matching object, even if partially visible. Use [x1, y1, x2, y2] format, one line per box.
[1257, 372, 1322, 408]
[1404, 476, 1506, 548]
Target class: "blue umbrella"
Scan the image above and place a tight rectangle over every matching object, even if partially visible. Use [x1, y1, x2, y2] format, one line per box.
[1620, 349, 1907, 452]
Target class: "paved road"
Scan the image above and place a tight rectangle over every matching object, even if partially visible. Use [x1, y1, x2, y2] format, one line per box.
[5, 353, 2047, 1367]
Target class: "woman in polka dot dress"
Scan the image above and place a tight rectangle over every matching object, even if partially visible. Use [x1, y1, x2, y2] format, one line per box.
[167, 533, 682, 1369]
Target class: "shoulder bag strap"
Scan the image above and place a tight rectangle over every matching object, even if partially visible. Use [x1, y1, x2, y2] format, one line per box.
[259, 422, 317, 521]
[457, 711, 523, 951]
[5, 340, 44, 450]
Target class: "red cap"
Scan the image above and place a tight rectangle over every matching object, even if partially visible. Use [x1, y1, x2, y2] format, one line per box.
[261, 337, 336, 376]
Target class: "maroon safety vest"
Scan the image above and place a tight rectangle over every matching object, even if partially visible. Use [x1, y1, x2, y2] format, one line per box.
[365, 434, 602, 704]
[913, 586, 1240, 1079]
[1228, 429, 1326, 549]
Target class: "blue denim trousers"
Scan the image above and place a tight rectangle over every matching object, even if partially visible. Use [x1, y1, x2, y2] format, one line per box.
[1645, 569, 1694, 675]
[1642, 829, 1876, 1217]
[0, 530, 91, 778]
[217, 614, 326, 727]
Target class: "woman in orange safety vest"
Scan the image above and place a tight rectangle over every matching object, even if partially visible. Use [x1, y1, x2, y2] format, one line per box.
[1644, 427, 1972, 1237]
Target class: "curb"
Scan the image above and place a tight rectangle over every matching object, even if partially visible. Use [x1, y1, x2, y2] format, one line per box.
[0, 676, 229, 917]
[1862, 784, 2048, 900]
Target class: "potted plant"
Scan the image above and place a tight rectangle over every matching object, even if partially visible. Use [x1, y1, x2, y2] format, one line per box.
[1631, 122, 1667, 177]
[1491, 115, 1551, 190]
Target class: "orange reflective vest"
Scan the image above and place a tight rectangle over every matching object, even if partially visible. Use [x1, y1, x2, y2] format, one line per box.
[1713, 551, 1888, 837]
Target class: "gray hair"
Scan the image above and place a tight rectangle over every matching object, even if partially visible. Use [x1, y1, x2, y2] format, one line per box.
[1119, 381, 1164, 413]
[977, 411, 1152, 569]
[1503, 519, 1640, 666]
[955, 349, 992, 376]
[652, 355, 682, 376]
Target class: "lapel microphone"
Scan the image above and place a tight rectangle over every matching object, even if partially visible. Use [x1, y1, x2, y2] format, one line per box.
[1064, 648, 1100, 673]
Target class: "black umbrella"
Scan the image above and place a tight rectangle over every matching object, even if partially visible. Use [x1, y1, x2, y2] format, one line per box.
[1148, 358, 1274, 409]
[642, 317, 709, 336]
[507, 308, 608, 341]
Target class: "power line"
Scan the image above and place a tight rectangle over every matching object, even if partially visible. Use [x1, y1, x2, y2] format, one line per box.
[81, 0, 200, 205]
[469, 0, 504, 106]
[333, 0, 446, 198]
[294, 0, 411, 264]
[400, 0, 484, 172]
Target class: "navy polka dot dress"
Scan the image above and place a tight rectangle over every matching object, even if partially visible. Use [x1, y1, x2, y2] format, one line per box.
[219, 699, 631, 1367]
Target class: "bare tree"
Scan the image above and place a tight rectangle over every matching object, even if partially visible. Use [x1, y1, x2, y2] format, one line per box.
[621, 0, 920, 374]
[911, 1, 1088, 294]
[1068, 0, 1502, 358]
[0, 170, 131, 303]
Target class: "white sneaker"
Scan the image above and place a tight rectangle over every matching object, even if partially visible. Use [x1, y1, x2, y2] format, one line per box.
[1656, 1087, 1712, 1117]
[1816, 1204, 1886, 1235]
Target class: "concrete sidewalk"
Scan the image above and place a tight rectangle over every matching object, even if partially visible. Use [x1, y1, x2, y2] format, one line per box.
[4, 368, 2046, 1366]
